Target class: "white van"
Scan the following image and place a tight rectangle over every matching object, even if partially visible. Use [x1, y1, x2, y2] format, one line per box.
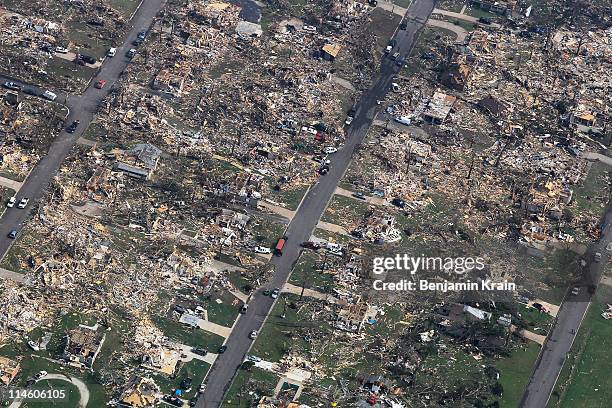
[107, 47, 117, 57]
[394, 116, 411, 125]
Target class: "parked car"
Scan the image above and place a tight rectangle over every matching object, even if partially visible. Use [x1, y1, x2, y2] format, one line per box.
[126, 48, 137, 58]
[323, 146, 337, 154]
[478, 17, 492, 25]
[400, 21, 408, 30]
[137, 30, 147, 40]
[3, 81, 21, 91]
[66, 120, 80, 133]
[8, 229, 17, 239]
[594, 252, 602, 262]
[394, 116, 411, 125]
[107, 47, 117, 57]
[94, 79, 106, 89]
[55, 46, 69, 53]
[79, 54, 96, 64]
[132, 37, 144, 46]
[240, 304, 248, 314]
[352, 192, 366, 200]
[6, 197, 16, 208]
[392, 52, 400, 60]
[300, 241, 321, 250]
[345, 108, 356, 126]
[396, 58, 405, 67]
[385, 39, 397, 54]
[192, 347, 207, 356]
[218, 345, 227, 354]
[249, 330, 258, 340]
[271, 288, 280, 299]
[571, 287, 579, 296]
[253, 246, 271, 254]
[303, 25, 317, 32]
[42, 90, 57, 101]
[33, 371, 48, 380]
[391, 197, 405, 208]
[17, 197, 29, 209]
[263, 289, 272, 296]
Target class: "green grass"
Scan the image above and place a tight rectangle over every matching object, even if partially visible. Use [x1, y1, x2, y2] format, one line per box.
[151, 359, 211, 400]
[288, 251, 336, 294]
[391, 0, 413, 7]
[494, 342, 541, 408]
[250, 295, 330, 363]
[22, 379, 81, 408]
[267, 183, 309, 211]
[0, 168, 26, 182]
[224, 367, 279, 407]
[321, 194, 372, 227]
[249, 216, 286, 248]
[152, 315, 225, 351]
[0, 227, 39, 274]
[107, 0, 141, 18]
[464, 5, 497, 19]
[198, 291, 240, 328]
[571, 161, 609, 220]
[549, 294, 612, 408]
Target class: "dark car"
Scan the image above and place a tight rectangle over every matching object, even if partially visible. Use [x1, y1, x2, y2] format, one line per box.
[400, 21, 408, 30]
[66, 120, 80, 133]
[8, 229, 17, 239]
[352, 192, 366, 200]
[218, 345, 227, 354]
[192, 347, 207, 356]
[79, 54, 96, 64]
[396, 58, 405, 67]
[3, 81, 21, 91]
[164, 396, 183, 407]
[388, 39, 397, 48]
[189, 397, 198, 407]
[391, 198, 405, 208]
[263, 289, 272, 296]
[351, 229, 364, 239]
[126, 48, 136, 58]
[300, 241, 321, 250]
[132, 37, 144, 46]
[478, 17, 492, 25]
[137, 30, 147, 40]
[319, 165, 330, 175]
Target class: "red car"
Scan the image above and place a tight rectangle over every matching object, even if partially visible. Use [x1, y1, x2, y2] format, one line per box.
[94, 79, 106, 89]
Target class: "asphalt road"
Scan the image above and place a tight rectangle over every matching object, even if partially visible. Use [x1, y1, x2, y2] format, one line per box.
[197, 1, 436, 406]
[520, 203, 612, 408]
[0, 0, 166, 256]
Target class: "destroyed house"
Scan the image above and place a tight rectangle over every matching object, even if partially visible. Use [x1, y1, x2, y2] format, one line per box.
[478, 95, 508, 118]
[439, 63, 471, 91]
[335, 301, 370, 332]
[422, 92, 456, 124]
[321, 43, 342, 61]
[115, 143, 161, 180]
[0, 356, 20, 385]
[63, 326, 105, 368]
[152, 68, 188, 96]
[119, 376, 159, 408]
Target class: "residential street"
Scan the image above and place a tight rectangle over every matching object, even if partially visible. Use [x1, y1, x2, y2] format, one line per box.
[196, 0, 436, 406]
[0, 0, 166, 257]
[520, 203, 612, 408]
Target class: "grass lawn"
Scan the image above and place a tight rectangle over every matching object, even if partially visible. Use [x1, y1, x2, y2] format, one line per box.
[0, 227, 39, 274]
[250, 295, 330, 363]
[107, 0, 141, 18]
[224, 367, 279, 407]
[391, 0, 413, 7]
[249, 216, 287, 248]
[151, 359, 211, 400]
[571, 161, 609, 221]
[321, 194, 372, 228]
[494, 342, 541, 408]
[267, 183, 310, 211]
[288, 251, 336, 293]
[152, 314, 225, 351]
[0, 168, 26, 182]
[549, 275, 612, 408]
[22, 379, 81, 408]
